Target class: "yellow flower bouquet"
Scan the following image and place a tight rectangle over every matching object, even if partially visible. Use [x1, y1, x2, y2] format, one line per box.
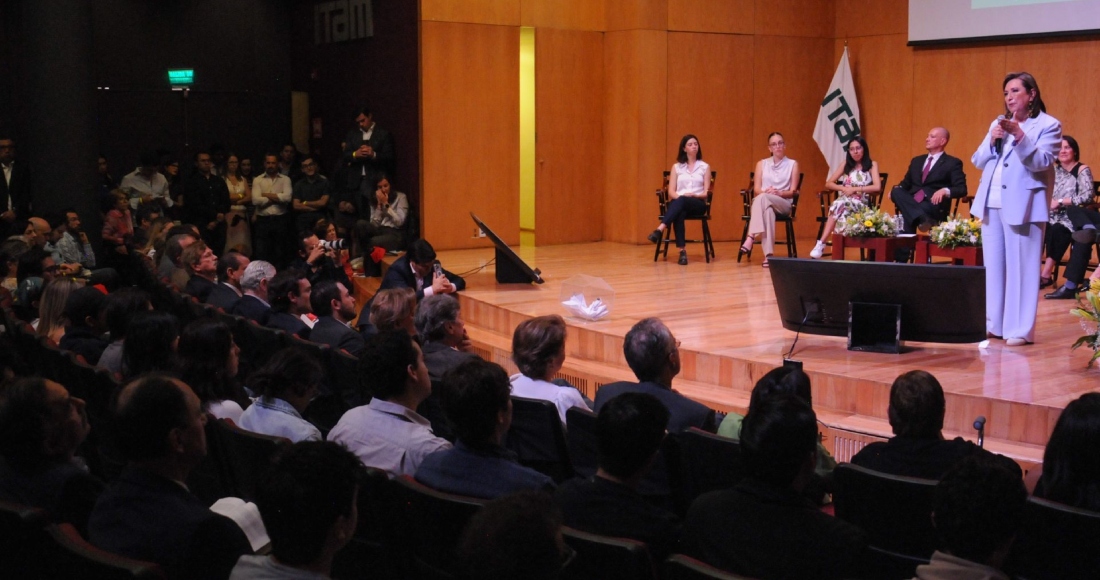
[929, 216, 982, 249]
[835, 207, 898, 238]
[1070, 280, 1100, 367]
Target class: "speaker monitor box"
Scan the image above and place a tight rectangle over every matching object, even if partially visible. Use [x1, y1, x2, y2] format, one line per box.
[469, 213, 544, 285]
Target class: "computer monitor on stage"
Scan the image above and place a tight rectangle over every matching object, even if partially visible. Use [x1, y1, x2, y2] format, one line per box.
[767, 258, 986, 344]
[470, 213, 544, 284]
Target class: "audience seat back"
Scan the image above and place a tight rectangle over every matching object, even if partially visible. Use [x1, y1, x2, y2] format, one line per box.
[394, 476, 486, 577]
[662, 554, 756, 580]
[328, 347, 368, 409]
[234, 319, 288, 380]
[565, 406, 599, 479]
[833, 463, 937, 559]
[1006, 496, 1100, 580]
[206, 418, 290, 502]
[42, 522, 165, 579]
[673, 428, 744, 514]
[0, 500, 49, 576]
[332, 467, 406, 579]
[561, 526, 657, 580]
[505, 396, 574, 483]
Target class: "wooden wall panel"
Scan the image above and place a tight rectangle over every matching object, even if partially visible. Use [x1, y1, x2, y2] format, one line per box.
[535, 29, 604, 245]
[527, 0, 605, 31]
[668, 0, 753, 34]
[666, 32, 754, 242]
[421, 22, 520, 250]
[911, 44, 1006, 206]
[603, 30, 668, 243]
[837, 33, 914, 211]
[752, 35, 835, 241]
[835, 0, 906, 37]
[754, 0, 833, 38]
[421, 0, 520, 26]
[605, 0, 667, 31]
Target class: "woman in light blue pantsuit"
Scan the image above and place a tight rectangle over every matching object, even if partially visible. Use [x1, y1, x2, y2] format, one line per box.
[971, 72, 1061, 345]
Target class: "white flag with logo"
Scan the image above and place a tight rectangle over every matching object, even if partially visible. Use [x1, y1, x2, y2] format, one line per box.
[813, 47, 861, 176]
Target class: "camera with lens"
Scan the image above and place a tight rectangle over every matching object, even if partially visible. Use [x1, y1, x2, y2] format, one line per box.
[318, 238, 348, 251]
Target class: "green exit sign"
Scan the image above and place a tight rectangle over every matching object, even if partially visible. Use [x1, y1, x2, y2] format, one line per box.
[167, 69, 194, 86]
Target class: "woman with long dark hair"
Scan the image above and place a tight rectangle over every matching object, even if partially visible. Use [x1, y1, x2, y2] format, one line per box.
[175, 318, 248, 421]
[647, 134, 711, 266]
[810, 136, 882, 258]
[1034, 393, 1100, 511]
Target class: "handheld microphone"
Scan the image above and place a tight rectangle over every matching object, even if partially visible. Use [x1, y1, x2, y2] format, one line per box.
[973, 416, 986, 448]
[994, 116, 1005, 155]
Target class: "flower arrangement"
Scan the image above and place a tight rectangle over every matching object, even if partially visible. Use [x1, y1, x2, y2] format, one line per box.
[835, 207, 898, 238]
[1070, 279, 1100, 367]
[930, 216, 982, 249]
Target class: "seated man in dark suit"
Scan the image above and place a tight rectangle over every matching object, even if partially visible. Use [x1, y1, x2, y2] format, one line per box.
[88, 374, 252, 579]
[415, 359, 553, 499]
[181, 240, 217, 302]
[308, 279, 364, 357]
[265, 269, 312, 339]
[0, 377, 103, 537]
[58, 286, 109, 366]
[380, 238, 465, 302]
[230, 260, 275, 325]
[890, 127, 968, 234]
[913, 455, 1026, 580]
[850, 370, 1022, 480]
[413, 294, 478, 440]
[593, 317, 715, 433]
[205, 251, 249, 312]
[555, 392, 681, 562]
[683, 396, 867, 579]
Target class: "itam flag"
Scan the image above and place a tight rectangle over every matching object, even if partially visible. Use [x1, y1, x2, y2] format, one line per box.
[813, 47, 861, 175]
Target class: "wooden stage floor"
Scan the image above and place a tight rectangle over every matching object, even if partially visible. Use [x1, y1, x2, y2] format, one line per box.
[425, 240, 1096, 466]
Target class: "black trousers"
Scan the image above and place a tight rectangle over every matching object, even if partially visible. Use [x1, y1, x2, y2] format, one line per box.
[889, 186, 950, 233]
[662, 196, 706, 248]
[253, 214, 291, 268]
[1061, 206, 1100, 285]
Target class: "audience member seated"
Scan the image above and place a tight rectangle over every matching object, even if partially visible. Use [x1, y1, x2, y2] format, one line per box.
[328, 331, 451, 476]
[48, 209, 118, 289]
[119, 150, 173, 211]
[25, 216, 50, 249]
[131, 203, 161, 249]
[555, 392, 681, 562]
[181, 240, 218, 302]
[509, 314, 590, 423]
[809, 136, 882, 259]
[98, 287, 152, 376]
[36, 277, 79, 345]
[239, 348, 324, 443]
[309, 279, 364, 357]
[367, 287, 417, 336]
[717, 366, 837, 481]
[88, 374, 253, 579]
[415, 359, 554, 499]
[0, 237, 29, 294]
[645, 134, 710, 266]
[121, 310, 179, 381]
[416, 294, 477, 383]
[458, 491, 570, 580]
[380, 238, 465, 301]
[176, 318, 249, 422]
[850, 370, 1022, 480]
[594, 317, 715, 433]
[0, 377, 103, 536]
[353, 174, 408, 256]
[58, 285, 109, 366]
[683, 396, 868, 579]
[289, 229, 350, 288]
[1033, 392, 1100, 512]
[889, 127, 968, 237]
[232, 441, 363, 579]
[265, 269, 313, 339]
[739, 132, 800, 266]
[160, 228, 198, 289]
[12, 274, 44, 325]
[231, 260, 275, 325]
[100, 191, 134, 273]
[913, 455, 1027, 580]
[206, 251, 250, 312]
[1040, 135, 1093, 289]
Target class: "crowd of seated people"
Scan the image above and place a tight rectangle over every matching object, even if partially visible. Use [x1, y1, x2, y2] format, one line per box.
[3, 144, 1100, 578]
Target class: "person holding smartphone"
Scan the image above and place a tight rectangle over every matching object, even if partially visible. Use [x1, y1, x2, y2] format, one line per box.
[378, 238, 465, 302]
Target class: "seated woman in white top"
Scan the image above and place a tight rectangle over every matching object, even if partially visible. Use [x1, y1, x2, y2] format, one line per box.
[238, 347, 323, 443]
[810, 136, 882, 259]
[509, 315, 590, 423]
[740, 132, 800, 267]
[647, 134, 711, 266]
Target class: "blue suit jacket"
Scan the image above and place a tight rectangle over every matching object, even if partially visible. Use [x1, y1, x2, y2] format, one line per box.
[971, 111, 1061, 225]
[593, 380, 716, 434]
[230, 295, 271, 326]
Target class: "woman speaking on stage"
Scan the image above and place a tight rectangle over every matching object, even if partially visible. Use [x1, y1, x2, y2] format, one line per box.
[971, 72, 1061, 346]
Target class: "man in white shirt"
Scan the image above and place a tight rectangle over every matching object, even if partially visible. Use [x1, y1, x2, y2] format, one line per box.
[251, 153, 293, 267]
[119, 151, 172, 211]
[327, 330, 451, 477]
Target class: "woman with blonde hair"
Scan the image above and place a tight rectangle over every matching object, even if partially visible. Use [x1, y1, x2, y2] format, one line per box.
[510, 314, 590, 423]
[36, 278, 80, 345]
[369, 287, 417, 336]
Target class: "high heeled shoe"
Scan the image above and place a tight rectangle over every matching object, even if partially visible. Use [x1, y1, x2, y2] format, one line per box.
[738, 241, 753, 263]
[1039, 276, 1054, 289]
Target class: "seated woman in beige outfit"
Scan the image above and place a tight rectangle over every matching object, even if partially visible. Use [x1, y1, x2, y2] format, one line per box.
[739, 132, 799, 267]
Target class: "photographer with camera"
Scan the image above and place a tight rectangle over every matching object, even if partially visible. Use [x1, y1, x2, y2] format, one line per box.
[290, 230, 351, 289]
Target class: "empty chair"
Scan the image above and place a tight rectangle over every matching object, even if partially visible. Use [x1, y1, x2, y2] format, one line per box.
[832, 463, 937, 559]
[41, 523, 164, 579]
[395, 476, 486, 577]
[506, 396, 574, 483]
[565, 406, 599, 479]
[561, 527, 656, 580]
[673, 428, 744, 514]
[1006, 496, 1100, 580]
[663, 554, 755, 580]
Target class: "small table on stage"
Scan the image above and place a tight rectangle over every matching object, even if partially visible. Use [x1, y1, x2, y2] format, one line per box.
[831, 234, 917, 262]
[913, 240, 983, 266]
